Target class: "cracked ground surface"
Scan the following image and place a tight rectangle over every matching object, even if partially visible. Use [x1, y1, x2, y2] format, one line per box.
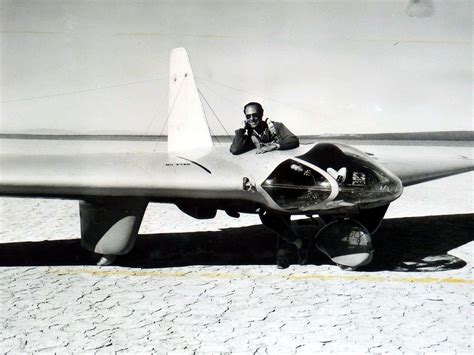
[0, 173, 473, 353]
[1, 263, 472, 353]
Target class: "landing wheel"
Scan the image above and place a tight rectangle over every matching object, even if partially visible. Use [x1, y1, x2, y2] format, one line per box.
[315, 219, 374, 268]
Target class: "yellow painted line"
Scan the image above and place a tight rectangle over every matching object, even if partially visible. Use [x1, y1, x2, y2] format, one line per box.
[288, 274, 473, 284]
[47, 269, 474, 285]
[49, 269, 191, 278]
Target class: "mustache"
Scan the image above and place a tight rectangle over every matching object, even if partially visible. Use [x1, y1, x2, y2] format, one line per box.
[246, 117, 260, 123]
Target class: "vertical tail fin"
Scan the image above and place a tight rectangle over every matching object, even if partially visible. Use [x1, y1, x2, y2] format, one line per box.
[167, 48, 213, 152]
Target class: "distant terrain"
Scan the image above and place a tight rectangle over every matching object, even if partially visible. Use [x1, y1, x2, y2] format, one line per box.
[0, 131, 472, 142]
[314, 131, 474, 141]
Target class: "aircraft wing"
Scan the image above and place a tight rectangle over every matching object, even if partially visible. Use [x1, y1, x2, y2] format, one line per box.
[365, 147, 473, 187]
[1, 144, 472, 198]
[0, 152, 176, 198]
[0, 151, 244, 199]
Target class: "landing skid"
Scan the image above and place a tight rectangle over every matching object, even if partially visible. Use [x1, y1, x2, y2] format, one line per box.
[96, 254, 117, 266]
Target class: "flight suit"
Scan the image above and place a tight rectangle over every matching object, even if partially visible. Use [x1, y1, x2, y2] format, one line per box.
[230, 120, 299, 155]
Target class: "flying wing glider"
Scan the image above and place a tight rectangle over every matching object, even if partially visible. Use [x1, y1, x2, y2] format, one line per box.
[0, 48, 472, 268]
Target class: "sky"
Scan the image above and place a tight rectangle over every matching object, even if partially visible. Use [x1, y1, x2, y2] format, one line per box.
[0, 0, 472, 135]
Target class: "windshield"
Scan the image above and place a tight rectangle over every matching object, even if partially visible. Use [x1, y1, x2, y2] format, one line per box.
[262, 159, 332, 211]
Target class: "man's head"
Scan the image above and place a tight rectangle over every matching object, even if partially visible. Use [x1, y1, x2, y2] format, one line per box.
[244, 102, 264, 129]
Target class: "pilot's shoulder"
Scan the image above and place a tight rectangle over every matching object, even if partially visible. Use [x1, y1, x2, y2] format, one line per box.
[267, 119, 282, 126]
[273, 121, 287, 129]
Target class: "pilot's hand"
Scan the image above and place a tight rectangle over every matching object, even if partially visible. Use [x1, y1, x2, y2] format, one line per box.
[256, 143, 279, 154]
[242, 121, 252, 135]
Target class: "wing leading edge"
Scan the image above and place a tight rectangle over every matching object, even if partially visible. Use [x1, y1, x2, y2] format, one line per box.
[0, 151, 244, 199]
[370, 149, 473, 187]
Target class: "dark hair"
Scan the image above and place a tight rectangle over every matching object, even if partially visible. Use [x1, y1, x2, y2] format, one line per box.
[243, 102, 264, 116]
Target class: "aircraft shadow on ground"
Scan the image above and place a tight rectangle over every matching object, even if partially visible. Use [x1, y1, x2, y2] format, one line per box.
[0, 214, 472, 272]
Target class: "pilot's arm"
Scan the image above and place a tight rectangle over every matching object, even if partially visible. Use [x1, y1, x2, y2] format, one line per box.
[230, 128, 255, 155]
[273, 122, 299, 150]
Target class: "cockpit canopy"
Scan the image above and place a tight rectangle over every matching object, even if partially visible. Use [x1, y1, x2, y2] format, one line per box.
[262, 159, 332, 212]
[261, 143, 403, 212]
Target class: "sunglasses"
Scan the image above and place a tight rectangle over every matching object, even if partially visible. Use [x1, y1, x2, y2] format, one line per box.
[245, 114, 260, 120]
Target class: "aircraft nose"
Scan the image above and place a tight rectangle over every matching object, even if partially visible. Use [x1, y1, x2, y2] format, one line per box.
[295, 143, 403, 208]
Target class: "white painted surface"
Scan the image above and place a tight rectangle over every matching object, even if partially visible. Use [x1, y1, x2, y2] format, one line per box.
[167, 48, 212, 153]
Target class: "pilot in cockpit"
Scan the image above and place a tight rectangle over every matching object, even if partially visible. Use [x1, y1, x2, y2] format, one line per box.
[230, 102, 299, 155]
[231, 102, 304, 268]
